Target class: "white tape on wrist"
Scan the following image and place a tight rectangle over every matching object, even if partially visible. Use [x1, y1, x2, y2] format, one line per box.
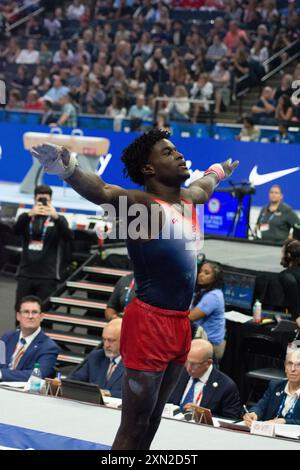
[59, 151, 79, 179]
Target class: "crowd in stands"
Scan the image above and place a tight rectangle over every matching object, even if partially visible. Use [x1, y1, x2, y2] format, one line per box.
[0, 0, 300, 127]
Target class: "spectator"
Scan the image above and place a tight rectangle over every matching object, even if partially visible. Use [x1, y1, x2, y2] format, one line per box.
[53, 40, 74, 65]
[16, 39, 39, 64]
[236, 114, 261, 142]
[11, 64, 32, 90]
[258, 0, 279, 22]
[272, 28, 291, 61]
[105, 92, 127, 128]
[105, 273, 135, 321]
[206, 34, 228, 64]
[106, 66, 128, 95]
[130, 56, 147, 87]
[128, 94, 152, 120]
[0, 38, 20, 64]
[243, 348, 300, 426]
[43, 75, 70, 104]
[167, 85, 190, 121]
[6, 89, 24, 110]
[50, 93, 78, 128]
[40, 97, 56, 125]
[38, 42, 53, 66]
[274, 74, 293, 102]
[250, 38, 269, 72]
[133, 32, 154, 59]
[275, 96, 294, 122]
[14, 185, 73, 309]
[171, 20, 185, 47]
[251, 86, 276, 122]
[190, 72, 214, 118]
[85, 81, 106, 113]
[279, 239, 300, 322]
[169, 57, 190, 86]
[111, 40, 131, 69]
[207, 16, 226, 43]
[73, 39, 91, 67]
[0, 295, 59, 382]
[43, 11, 62, 38]
[270, 122, 296, 144]
[69, 319, 124, 398]
[25, 16, 43, 38]
[32, 65, 51, 93]
[169, 339, 241, 420]
[68, 65, 84, 91]
[210, 59, 230, 114]
[255, 185, 299, 244]
[189, 262, 226, 362]
[66, 0, 85, 21]
[232, 46, 250, 80]
[153, 111, 171, 132]
[24, 90, 44, 111]
[224, 20, 249, 53]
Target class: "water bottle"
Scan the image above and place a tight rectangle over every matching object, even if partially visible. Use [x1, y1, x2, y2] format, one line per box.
[29, 362, 42, 393]
[253, 299, 262, 324]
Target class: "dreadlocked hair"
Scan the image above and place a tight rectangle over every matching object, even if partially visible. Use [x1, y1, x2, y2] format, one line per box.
[121, 129, 171, 186]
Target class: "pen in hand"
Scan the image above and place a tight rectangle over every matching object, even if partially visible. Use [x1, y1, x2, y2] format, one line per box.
[243, 404, 250, 414]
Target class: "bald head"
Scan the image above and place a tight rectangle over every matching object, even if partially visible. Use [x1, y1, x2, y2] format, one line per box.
[103, 319, 122, 358]
[190, 339, 213, 359]
[186, 339, 214, 378]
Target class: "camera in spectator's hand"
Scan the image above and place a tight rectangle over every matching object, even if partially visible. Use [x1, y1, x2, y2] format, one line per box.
[37, 197, 48, 206]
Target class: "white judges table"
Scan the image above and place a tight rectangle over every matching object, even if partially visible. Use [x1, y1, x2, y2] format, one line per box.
[0, 387, 299, 450]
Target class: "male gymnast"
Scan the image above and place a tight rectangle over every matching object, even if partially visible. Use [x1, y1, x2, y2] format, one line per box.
[31, 129, 238, 449]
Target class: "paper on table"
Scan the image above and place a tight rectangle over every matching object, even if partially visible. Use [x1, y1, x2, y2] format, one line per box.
[104, 396, 122, 408]
[234, 421, 300, 439]
[225, 311, 252, 324]
[275, 424, 300, 440]
[0, 382, 28, 388]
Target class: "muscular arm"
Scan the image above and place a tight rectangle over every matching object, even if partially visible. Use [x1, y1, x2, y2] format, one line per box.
[66, 167, 130, 206]
[184, 159, 239, 205]
[185, 173, 219, 204]
[30, 143, 148, 211]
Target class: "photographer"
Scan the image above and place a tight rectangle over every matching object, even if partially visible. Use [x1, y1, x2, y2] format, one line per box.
[14, 185, 73, 310]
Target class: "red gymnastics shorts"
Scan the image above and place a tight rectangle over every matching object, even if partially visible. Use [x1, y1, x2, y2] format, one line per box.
[120, 297, 192, 372]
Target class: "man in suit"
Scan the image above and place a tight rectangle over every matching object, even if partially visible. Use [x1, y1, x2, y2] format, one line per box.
[244, 348, 300, 426]
[69, 318, 124, 398]
[169, 339, 241, 420]
[0, 295, 60, 382]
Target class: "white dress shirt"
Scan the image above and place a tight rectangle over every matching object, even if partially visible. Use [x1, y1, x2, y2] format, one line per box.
[181, 365, 213, 405]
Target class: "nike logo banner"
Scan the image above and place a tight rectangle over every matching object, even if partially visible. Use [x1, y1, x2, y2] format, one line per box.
[249, 166, 300, 186]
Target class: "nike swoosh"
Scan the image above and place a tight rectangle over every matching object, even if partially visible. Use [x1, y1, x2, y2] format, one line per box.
[249, 165, 300, 186]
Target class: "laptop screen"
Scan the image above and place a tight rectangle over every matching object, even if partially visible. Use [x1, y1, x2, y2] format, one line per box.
[223, 270, 256, 312]
[0, 203, 18, 220]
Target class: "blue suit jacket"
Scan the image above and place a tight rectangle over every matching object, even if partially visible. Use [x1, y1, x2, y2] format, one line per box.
[69, 349, 124, 399]
[169, 367, 242, 420]
[250, 380, 300, 425]
[0, 329, 60, 382]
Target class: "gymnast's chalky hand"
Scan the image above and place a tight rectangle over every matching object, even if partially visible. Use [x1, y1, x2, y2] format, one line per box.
[31, 143, 77, 179]
[220, 158, 239, 178]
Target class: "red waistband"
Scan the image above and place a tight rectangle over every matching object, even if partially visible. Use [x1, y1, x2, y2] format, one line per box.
[132, 297, 190, 318]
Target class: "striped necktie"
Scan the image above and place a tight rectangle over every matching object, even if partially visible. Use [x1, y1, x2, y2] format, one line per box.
[106, 358, 116, 382]
[11, 337, 26, 369]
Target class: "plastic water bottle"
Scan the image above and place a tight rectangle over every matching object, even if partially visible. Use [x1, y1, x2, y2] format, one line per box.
[253, 299, 262, 324]
[29, 362, 42, 393]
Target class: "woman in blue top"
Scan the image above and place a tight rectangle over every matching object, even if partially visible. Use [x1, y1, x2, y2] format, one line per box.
[189, 262, 226, 361]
